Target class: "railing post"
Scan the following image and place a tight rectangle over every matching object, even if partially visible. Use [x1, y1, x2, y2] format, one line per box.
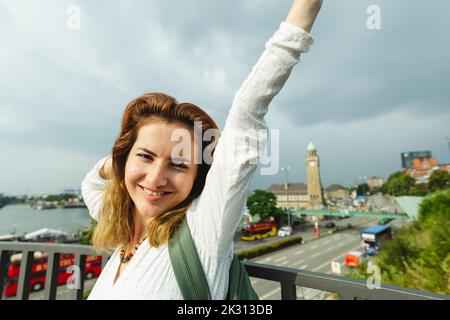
[0, 250, 10, 300]
[44, 253, 60, 300]
[17, 251, 34, 300]
[71, 254, 86, 300]
[280, 282, 297, 300]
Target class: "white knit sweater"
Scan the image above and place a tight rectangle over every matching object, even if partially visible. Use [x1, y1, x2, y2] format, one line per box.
[81, 21, 313, 300]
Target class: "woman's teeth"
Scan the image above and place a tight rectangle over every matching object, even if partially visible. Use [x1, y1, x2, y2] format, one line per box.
[142, 187, 167, 196]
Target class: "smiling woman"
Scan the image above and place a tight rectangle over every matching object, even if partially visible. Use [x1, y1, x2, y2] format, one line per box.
[88, 94, 219, 252]
[81, 0, 322, 300]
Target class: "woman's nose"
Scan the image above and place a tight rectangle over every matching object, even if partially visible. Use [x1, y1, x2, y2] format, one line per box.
[144, 162, 168, 188]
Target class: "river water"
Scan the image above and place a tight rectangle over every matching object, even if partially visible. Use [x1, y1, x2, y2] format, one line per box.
[0, 204, 92, 236]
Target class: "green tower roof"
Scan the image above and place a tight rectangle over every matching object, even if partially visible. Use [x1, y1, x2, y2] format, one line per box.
[307, 142, 316, 151]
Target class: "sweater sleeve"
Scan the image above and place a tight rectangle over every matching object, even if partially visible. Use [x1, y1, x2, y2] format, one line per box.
[186, 22, 314, 258]
[81, 156, 110, 221]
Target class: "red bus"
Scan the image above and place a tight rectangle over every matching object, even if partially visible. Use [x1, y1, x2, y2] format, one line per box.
[241, 216, 277, 241]
[3, 251, 102, 297]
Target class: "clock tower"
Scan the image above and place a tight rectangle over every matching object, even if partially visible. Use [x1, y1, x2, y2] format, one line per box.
[305, 142, 324, 210]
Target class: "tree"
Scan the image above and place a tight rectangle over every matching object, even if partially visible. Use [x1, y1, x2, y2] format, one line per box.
[383, 171, 415, 196]
[76, 219, 97, 245]
[356, 183, 370, 196]
[347, 188, 450, 295]
[428, 170, 450, 192]
[246, 189, 283, 220]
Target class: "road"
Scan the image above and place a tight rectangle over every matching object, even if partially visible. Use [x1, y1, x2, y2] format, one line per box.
[249, 224, 373, 300]
[234, 216, 372, 250]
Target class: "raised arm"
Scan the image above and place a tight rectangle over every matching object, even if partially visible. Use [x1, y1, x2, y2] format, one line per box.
[81, 156, 111, 221]
[187, 1, 323, 258]
[286, 0, 323, 33]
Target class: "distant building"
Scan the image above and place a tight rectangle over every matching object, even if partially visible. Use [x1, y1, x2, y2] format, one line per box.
[324, 184, 349, 201]
[267, 142, 328, 211]
[401, 151, 450, 183]
[367, 176, 385, 190]
[267, 183, 308, 210]
[401, 151, 435, 169]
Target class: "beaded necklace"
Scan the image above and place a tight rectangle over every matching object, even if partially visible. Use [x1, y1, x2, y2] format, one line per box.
[119, 235, 147, 264]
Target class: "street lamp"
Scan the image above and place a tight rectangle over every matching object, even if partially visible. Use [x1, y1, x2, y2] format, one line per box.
[281, 166, 291, 228]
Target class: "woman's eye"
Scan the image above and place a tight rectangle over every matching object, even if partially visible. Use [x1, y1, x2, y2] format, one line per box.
[172, 162, 188, 169]
[137, 153, 152, 160]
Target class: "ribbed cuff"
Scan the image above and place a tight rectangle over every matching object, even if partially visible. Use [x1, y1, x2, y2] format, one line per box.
[268, 21, 315, 53]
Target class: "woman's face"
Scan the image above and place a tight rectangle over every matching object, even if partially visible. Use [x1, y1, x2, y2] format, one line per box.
[125, 120, 198, 220]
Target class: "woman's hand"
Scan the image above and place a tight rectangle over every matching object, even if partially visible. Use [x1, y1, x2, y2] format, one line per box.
[99, 156, 112, 180]
[285, 0, 323, 33]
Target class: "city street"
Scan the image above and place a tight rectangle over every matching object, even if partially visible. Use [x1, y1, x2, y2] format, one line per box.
[249, 222, 374, 300]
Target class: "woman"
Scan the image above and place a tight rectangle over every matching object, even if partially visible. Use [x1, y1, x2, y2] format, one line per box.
[82, 0, 322, 300]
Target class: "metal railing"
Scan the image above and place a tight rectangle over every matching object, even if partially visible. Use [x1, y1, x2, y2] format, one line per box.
[0, 242, 109, 300]
[244, 261, 449, 300]
[1, 241, 449, 300]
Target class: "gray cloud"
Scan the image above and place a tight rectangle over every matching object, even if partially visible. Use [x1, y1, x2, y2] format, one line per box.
[1, 0, 449, 195]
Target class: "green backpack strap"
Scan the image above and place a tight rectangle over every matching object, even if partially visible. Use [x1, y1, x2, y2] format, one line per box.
[169, 216, 259, 300]
[168, 217, 211, 300]
[226, 255, 259, 300]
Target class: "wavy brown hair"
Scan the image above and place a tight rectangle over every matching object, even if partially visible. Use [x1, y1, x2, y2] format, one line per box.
[92, 93, 219, 252]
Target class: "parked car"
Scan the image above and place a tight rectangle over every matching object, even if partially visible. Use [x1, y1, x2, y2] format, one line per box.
[277, 226, 293, 237]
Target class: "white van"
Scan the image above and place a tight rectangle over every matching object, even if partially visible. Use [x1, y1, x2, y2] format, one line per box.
[277, 226, 293, 237]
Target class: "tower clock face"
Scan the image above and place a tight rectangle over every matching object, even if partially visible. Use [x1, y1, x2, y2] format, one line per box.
[309, 161, 316, 167]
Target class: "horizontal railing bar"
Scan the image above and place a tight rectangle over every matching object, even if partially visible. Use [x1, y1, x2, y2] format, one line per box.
[293, 269, 448, 300]
[0, 242, 95, 256]
[243, 261, 450, 301]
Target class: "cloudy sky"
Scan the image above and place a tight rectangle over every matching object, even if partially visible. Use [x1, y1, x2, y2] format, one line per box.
[1, 0, 449, 196]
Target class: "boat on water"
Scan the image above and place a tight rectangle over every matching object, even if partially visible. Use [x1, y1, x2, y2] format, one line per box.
[23, 228, 68, 242]
[30, 201, 58, 210]
[63, 202, 87, 209]
[62, 198, 86, 209]
[0, 234, 19, 242]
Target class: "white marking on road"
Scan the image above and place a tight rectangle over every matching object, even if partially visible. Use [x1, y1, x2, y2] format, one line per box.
[260, 287, 281, 300]
[259, 257, 273, 263]
[279, 260, 289, 266]
[310, 244, 319, 250]
[323, 240, 331, 244]
[275, 256, 288, 263]
[294, 250, 305, 256]
[312, 245, 360, 272]
[310, 252, 321, 259]
[293, 259, 305, 267]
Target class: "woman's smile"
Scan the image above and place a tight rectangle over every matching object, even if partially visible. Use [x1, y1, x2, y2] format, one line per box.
[139, 185, 173, 202]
